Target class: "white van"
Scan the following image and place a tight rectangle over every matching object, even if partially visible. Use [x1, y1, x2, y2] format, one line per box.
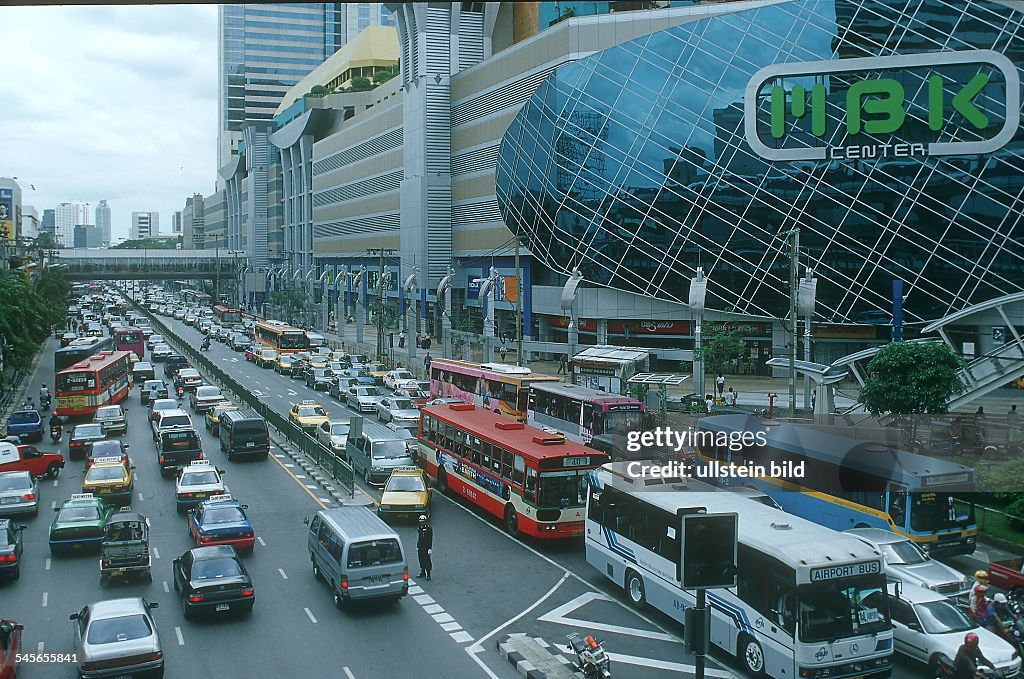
[306, 332, 326, 348]
[306, 507, 409, 607]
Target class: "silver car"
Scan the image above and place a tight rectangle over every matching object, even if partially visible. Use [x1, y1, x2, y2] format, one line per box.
[0, 471, 39, 517]
[94, 405, 128, 436]
[844, 527, 972, 599]
[347, 386, 384, 413]
[376, 396, 420, 425]
[71, 597, 164, 679]
[316, 420, 351, 455]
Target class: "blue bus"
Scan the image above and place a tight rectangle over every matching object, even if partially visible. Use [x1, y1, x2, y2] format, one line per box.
[695, 414, 977, 556]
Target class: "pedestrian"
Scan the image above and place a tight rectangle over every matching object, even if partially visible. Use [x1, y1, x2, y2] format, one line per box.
[398, 331, 406, 348]
[704, 393, 714, 414]
[1007, 405, 1019, 444]
[558, 353, 567, 375]
[811, 389, 817, 410]
[424, 352, 432, 373]
[416, 514, 433, 581]
[423, 336, 432, 350]
[727, 387, 738, 407]
[975, 406, 987, 443]
[499, 345, 507, 361]
[716, 373, 725, 398]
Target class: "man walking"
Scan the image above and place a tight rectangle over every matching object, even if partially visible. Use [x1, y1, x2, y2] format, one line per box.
[424, 352, 432, 373]
[398, 331, 406, 348]
[499, 345, 508, 362]
[558, 353, 567, 375]
[1007, 405, 1019, 445]
[716, 373, 725, 399]
[417, 515, 433, 581]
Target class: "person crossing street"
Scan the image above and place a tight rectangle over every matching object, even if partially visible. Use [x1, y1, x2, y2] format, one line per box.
[417, 514, 433, 581]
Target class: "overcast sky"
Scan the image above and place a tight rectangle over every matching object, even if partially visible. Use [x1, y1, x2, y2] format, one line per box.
[1, 4, 218, 242]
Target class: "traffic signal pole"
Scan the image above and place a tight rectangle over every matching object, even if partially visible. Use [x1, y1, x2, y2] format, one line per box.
[695, 587, 707, 679]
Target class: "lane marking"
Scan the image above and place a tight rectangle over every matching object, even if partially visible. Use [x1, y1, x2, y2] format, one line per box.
[257, 536, 266, 547]
[414, 594, 436, 605]
[342, 667, 355, 679]
[469, 572, 569, 652]
[278, 568, 288, 580]
[267, 452, 327, 509]
[451, 631, 474, 643]
[441, 622, 463, 632]
[538, 592, 677, 642]
[284, 463, 295, 468]
[175, 626, 185, 646]
[275, 454, 286, 459]
[305, 484, 318, 490]
[51, 501, 57, 510]
[37, 641, 44, 651]
[423, 604, 444, 614]
[553, 644, 733, 676]
[52, 478, 59, 488]
[138, 492, 145, 501]
[304, 607, 318, 624]
[42, 592, 48, 607]
[162, 581, 170, 593]
[432, 612, 455, 623]
[409, 586, 424, 595]
[295, 474, 307, 479]
[153, 547, 161, 560]
[45, 558, 51, 571]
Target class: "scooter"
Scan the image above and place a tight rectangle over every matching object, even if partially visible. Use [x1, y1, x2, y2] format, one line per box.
[40, 394, 51, 411]
[567, 633, 611, 679]
[50, 424, 62, 443]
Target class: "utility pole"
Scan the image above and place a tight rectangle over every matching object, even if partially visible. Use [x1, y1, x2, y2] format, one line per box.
[788, 228, 800, 420]
[367, 248, 395, 362]
[514, 234, 524, 367]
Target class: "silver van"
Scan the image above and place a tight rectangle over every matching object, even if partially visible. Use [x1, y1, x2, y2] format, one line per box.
[306, 507, 409, 607]
[345, 418, 415, 486]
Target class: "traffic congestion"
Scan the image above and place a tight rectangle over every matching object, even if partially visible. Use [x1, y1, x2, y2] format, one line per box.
[0, 282, 1018, 679]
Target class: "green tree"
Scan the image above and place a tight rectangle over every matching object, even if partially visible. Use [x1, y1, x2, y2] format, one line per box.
[111, 237, 181, 250]
[34, 232, 59, 250]
[268, 288, 307, 325]
[309, 84, 329, 97]
[0, 270, 66, 373]
[859, 341, 962, 415]
[349, 76, 373, 92]
[695, 329, 746, 375]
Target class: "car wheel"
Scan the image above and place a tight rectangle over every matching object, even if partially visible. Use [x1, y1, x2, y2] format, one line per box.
[505, 505, 520, 538]
[741, 636, 766, 677]
[333, 588, 345, 609]
[47, 462, 61, 479]
[312, 559, 321, 581]
[625, 570, 646, 608]
[181, 596, 193, 620]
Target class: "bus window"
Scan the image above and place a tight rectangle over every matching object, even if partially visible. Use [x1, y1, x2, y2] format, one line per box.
[454, 430, 467, 457]
[517, 387, 529, 416]
[583, 403, 595, 434]
[772, 580, 797, 635]
[501, 449, 513, 480]
[524, 467, 538, 503]
[567, 400, 582, 427]
[478, 438, 490, 468]
[476, 439, 487, 466]
[888, 483, 908, 528]
[512, 454, 525, 486]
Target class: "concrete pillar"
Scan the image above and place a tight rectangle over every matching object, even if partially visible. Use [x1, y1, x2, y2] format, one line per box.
[597, 318, 608, 345]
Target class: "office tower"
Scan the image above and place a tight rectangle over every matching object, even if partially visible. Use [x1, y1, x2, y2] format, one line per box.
[131, 212, 159, 240]
[95, 200, 111, 247]
[41, 209, 55, 237]
[55, 201, 90, 247]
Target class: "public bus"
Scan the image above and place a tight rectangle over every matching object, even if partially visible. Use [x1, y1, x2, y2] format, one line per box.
[417, 402, 610, 538]
[54, 336, 115, 373]
[428, 358, 559, 421]
[55, 350, 132, 417]
[212, 305, 243, 329]
[695, 414, 977, 556]
[253, 320, 309, 354]
[113, 328, 144, 358]
[586, 466, 893, 679]
[528, 382, 644, 443]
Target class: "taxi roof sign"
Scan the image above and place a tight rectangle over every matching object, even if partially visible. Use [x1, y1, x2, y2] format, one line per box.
[207, 494, 233, 502]
[70, 493, 95, 500]
[300, 399, 317, 405]
[188, 460, 213, 467]
[94, 456, 124, 464]
[393, 466, 420, 473]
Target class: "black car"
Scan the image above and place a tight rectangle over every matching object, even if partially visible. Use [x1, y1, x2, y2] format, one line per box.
[68, 424, 106, 461]
[306, 368, 334, 391]
[172, 545, 255, 619]
[0, 519, 25, 580]
[86, 439, 130, 467]
[329, 376, 360, 400]
[140, 379, 169, 405]
[164, 354, 189, 379]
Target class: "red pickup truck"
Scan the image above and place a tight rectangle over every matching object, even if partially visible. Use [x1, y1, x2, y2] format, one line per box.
[0, 618, 23, 679]
[0, 441, 65, 479]
[988, 557, 1024, 596]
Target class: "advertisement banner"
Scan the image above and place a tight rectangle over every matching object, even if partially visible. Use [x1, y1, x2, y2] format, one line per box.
[0, 189, 13, 243]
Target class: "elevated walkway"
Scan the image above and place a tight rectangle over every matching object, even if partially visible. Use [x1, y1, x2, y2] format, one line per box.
[53, 249, 239, 280]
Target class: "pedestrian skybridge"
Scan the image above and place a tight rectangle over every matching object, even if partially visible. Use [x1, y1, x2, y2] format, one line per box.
[52, 249, 240, 280]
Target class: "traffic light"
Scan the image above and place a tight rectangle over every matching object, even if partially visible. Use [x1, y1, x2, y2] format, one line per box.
[681, 513, 738, 589]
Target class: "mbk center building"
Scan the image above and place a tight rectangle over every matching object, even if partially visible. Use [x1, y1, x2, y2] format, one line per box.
[264, 0, 1024, 374]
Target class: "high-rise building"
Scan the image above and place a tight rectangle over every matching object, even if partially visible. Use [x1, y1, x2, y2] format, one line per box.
[41, 209, 55, 238]
[172, 210, 183, 234]
[55, 201, 91, 248]
[95, 200, 111, 247]
[182, 195, 206, 249]
[131, 212, 159, 240]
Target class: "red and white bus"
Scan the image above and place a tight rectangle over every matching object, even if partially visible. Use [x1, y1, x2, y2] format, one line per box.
[212, 305, 243, 329]
[418, 403, 610, 539]
[428, 358, 559, 421]
[55, 350, 132, 417]
[113, 328, 144, 359]
[253, 320, 308, 354]
[528, 382, 644, 444]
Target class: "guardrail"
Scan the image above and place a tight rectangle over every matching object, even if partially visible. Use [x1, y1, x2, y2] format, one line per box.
[129, 300, 354, 497]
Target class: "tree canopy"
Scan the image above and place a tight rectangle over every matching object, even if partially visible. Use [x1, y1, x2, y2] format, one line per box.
[859, 341, 962, 415]
[0, 269, 68, 373]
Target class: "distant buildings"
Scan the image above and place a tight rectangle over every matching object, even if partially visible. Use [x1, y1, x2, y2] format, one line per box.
[172, 210, 183, 234]
[130, 212, 159, 240]
[95, 200, 111, 247]
[182, 195, 205, 249]
[55, 201, 91, 248]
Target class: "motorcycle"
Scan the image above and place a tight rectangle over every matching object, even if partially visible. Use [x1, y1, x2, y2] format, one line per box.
[567, 633, 611, 679]
[40, 394, 51, 410]
[50, 424, 62, 443]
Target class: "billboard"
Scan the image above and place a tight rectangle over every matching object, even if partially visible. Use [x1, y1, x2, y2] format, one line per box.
[0, 189, 13, 243]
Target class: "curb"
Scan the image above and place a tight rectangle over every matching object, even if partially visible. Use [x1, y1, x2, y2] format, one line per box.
[497, 635, 579, 679]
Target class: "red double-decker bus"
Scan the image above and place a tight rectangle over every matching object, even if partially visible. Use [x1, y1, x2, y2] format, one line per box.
[113, 327, 144, 358]
[418, 403, 609, 539]
[55, 351, 132, 417]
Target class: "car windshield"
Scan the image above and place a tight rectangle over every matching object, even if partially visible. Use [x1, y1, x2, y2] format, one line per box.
[179, 370, 199, 378]
[10, 411, 38, 423]
[347, 539, 402, 567]
[90, 441, 123, 455]
[96, 407, 121, 419]
[297, 406, 326, 418]
[87, 466, 126, 482]
[330, 423, 350, 435]
[916, 599, 976, 635]
[262, 350, 278, 359]
[144, 380, 163, 390]
[357, 388, 381, 397]
[58, 506, 100, 522]
[182, 471, 219, 486]
[881, 540, 927, 565]
[797, 576, 890, 642]
[0, 475, 32, 491]
[86, 614, 152, 645]
[76, 425, 104, 437]
[192, 557, 244, 580]
[387, 475, 426, 492]
[197, 387, 220, 397]
[392, 399, 414, 410]
[372, 441, 410, 460]
[203, 506, 246, 524]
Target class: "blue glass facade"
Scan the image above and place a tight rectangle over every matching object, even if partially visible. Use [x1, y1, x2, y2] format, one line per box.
[496, 0, 1024, 324]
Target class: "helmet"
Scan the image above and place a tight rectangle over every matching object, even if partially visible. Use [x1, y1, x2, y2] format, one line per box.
[418, 515, 427, 523]
[995, 593, 1008, 604]
[965, 632, 980, 649]
[976, 570, 990, 583]
[976, 585, 989, 595]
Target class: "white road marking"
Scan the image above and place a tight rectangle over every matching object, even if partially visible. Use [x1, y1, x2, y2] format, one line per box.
[538, 592, 677, 642]
[469, 572, 570, 653]
[284, 463, 295, 468]
[451, 631, 474, 643]
[41, 592, 48, 607]
[304, 607, 317, 623]
[553, 645, 733, 676]
[414, 594, 436, 605]
[423, 604, 444, 614]
[295, 474, 307, 479]
[152, 547, 161, 559]
[51, 500, 56, 510]
[342, 667, 355, 679]
[52, 478, 59, 488]
[252, 390, 263, 396]
[37, 641, 44, 651]
[257, 536, 266, 547]
[175, 627, 185, 646]
[305, 484, 317, 490]
[162, 581, 170, 593]
[409, 586, 424, 595]
[278, 568, 288, 580]
[441, 622, 463, 632]
[138, 492, 144, 501]
[432, 612, 455, 624]
[287, 389, 297, 396]
[275, 454, 286, 458]
[45, 558, 51, 571]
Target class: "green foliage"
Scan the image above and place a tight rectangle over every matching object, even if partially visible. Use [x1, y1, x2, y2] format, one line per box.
[369, 302, 399, 330]
[695, 330, 747, 375]
[309, 84, 329, 97]
[111, 237, 181, 250]
[268, 288, 308, 324]
[34, 232, 59, 250]
[0, 269, 68, 371]
[859, 341, 962, 415]
[349, 76, 373, 92]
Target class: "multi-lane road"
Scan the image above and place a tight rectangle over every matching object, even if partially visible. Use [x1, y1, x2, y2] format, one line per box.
[6, 309, 742, 679]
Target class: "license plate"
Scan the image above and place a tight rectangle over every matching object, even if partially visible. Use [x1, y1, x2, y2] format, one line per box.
[0, 497, 17, 504]
[111, 570, 125, 576]
[246, 441, 255, 447]
[216, 603, 230, 612]
[114, 674, 132, 679]
[570, 530, 583, 537]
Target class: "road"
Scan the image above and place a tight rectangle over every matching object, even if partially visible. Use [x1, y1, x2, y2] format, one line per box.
[4, 310, 740, 679]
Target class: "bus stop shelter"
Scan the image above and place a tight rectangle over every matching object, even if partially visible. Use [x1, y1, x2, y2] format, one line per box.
[627, 372, 690, 414]
[571, 346, 650, 394]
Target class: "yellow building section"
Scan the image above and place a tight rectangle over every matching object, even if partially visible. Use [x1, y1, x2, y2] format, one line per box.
[276, 26, 399, 116]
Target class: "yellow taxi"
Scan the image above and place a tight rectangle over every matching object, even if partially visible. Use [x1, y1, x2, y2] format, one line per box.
[128, 352, 141, 364]
[364, 362, 389, 386]
[205, 402, 238, 435]
[377, 466, 431, 520]
[307, 354, 329, 370]
[82, 457, 134, 506]
[288, 400, 329, 432]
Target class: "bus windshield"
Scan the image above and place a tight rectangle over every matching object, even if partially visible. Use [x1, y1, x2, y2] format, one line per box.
[910, 492, 973, 532]
[797, 576, 889, 643]
[538, 470, 589, 508]
[604, 410, 644, 436]
[279, 333, 307, 350]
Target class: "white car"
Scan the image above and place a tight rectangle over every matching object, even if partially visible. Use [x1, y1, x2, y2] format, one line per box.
[346, 386, 384, 413]
[151, 343, 173, 362]
[384, 369, 417, 391]
[175, 460, 227, 513]
[376, 396, 420, 425]
[316, 420, 351, 456]
[190, 385, 225, 414]
[845, 528, 972, 599]
[883, 583, 1020, 674]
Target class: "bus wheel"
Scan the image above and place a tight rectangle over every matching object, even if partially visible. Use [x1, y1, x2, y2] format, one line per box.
[741, 636, 766, 677]
[505, 506, 521, 538]
[625, 570, 646, 608]
[437, 469, 449, 495]
[854, 522, 870, 529]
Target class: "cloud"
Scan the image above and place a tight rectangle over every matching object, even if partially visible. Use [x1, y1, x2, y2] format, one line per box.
[0, 5, 218, 242]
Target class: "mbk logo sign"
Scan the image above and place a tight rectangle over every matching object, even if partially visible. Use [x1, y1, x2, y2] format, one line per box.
[744, 50, 1020, 162]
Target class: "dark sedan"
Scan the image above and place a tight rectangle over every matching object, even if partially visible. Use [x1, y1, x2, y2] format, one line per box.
[140, 379, 169, 406]
[69, 424, 106, 461]
[0, 519, 25, 580]
[172, 545, 255, 619]
[306, 368, 334, 391]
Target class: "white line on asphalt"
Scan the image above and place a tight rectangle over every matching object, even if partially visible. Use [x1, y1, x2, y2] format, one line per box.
[423, 604, 444, 614]
[41, 592, 48, 607]
[554, 645, 733, 676]
[162, 581, 170, 593]
[342, 667, 355, 679]
[275, 454, 286, 458]
[138, 492, 144, 501]
[257, 536, 266, 547]
[152, 547, 161, 560]
[277, 394, 284, 398]
[50, 500, 56, 510]
[52, 478, 58, 488]
[432, 612, 455, 624]
[468, 572, 569, 653]
[414, 594, 436, 605]
[318, 497, 331, 503]
[451, 631, 474, 644]
[539, 592, 677, 642]
[294, 474, 306, 479]
[441, 622, 462, 632]
[278, 568, 288, 580]
[409, 586, 424, 595]
[37, 641, 44, 651]
[305, 484, 318, 490]
[175, 627, 185, 646]
[304, 607, 317, 624]
[284, 463, 295, 468]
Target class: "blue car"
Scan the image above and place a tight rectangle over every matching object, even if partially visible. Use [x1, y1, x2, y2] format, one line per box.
[5, 410, 42, 443]
[186, 495, 255, 553]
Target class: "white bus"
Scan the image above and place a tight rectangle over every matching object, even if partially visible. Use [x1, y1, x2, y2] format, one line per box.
[586, 465, 893, 679]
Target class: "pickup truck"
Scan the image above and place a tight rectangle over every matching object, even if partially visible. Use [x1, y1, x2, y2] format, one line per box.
[0, 441, 65, 479]
[4, 410, 42, 444]
[157, 427, 204, 477]
[988, 558, 1024, 596]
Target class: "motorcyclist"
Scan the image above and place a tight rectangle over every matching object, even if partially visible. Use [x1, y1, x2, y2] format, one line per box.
[952, 632, 996, 679]
[981, 593, 1009, 638]
[48, 411, 63, 430]
[970, 572, 991, 618]
[39, 384, 50, 401]
[201, 335, 211, 351]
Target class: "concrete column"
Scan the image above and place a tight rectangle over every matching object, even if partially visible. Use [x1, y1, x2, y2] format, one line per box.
[597, 318, 608, 345]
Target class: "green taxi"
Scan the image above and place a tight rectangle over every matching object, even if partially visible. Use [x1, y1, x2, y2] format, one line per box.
[49, 493, 114, 555]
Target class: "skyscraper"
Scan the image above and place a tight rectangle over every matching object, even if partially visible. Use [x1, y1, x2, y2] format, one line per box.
[54, 201, 91, 248]
[41, 209, 55, 238]
[95, 200, 111, 247]
[172, 210, 183, 234]
[131, 212, 159, 240]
